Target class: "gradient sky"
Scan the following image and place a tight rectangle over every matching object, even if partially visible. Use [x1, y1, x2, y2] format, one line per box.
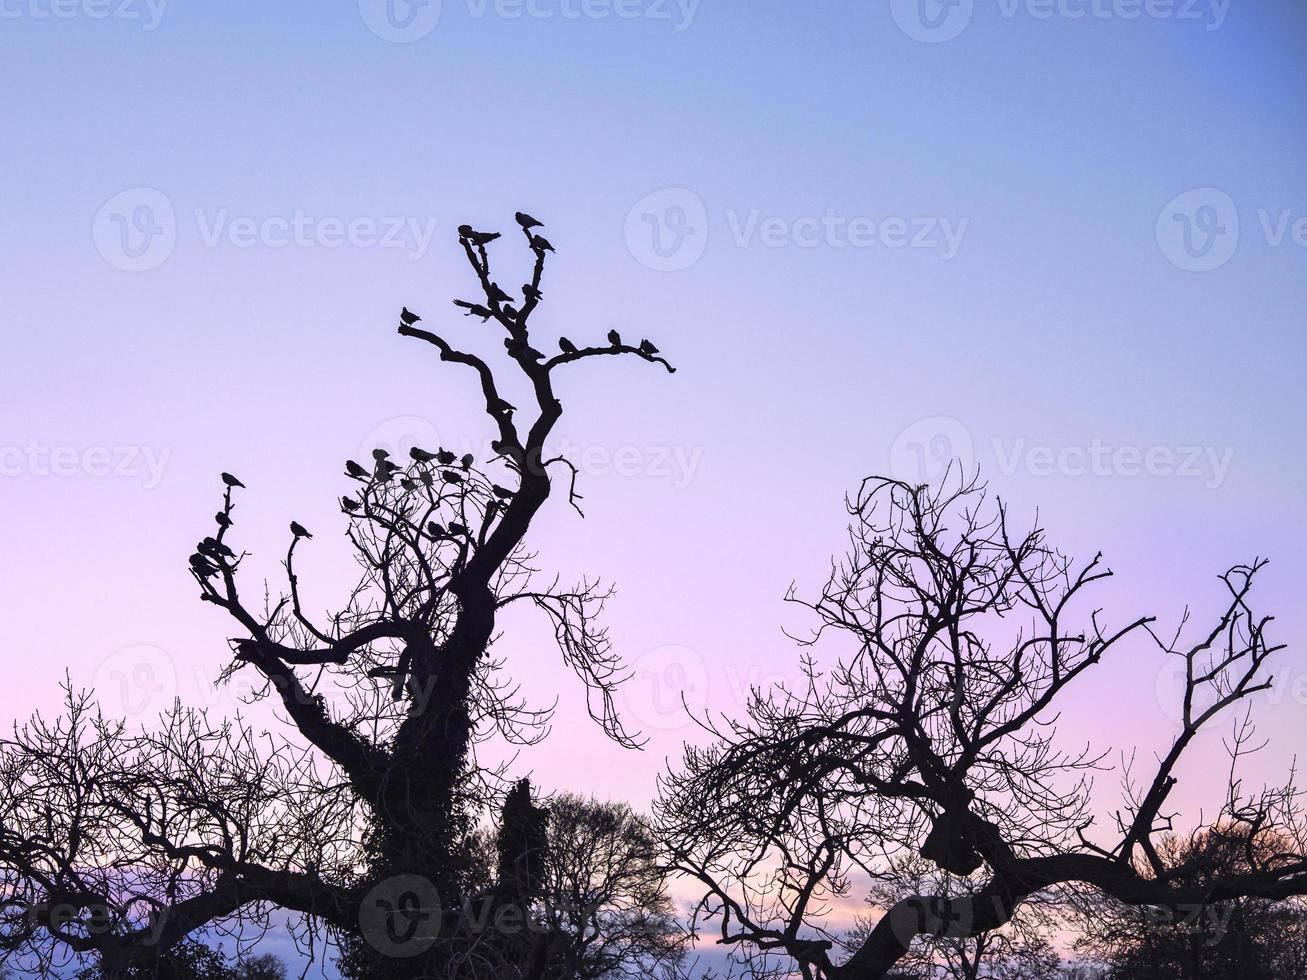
[2, 0, 1305, 973]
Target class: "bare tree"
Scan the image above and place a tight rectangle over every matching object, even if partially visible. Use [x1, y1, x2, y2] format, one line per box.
[0, 215, 675, 979]
[656, 469, 1307, 980]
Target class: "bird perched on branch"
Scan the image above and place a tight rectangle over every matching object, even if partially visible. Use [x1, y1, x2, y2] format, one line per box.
[410, 447, 437, 464]
[516, 212, 543, 230]
[436, 450, 456, 466]
[341, 497, 360, 513]
[607, 330, 622, 347]
[459, 226, 501, 247]
[400, 307, 421, 326]
[530, 235, 554, 253]
[345, 460, 369, 480]
[290, 521, 312, 540]
[638, 339, 659, 355]
[221, 472, 245, 489]
[487, 283, 514, 306]
[214, 512, 232, 528]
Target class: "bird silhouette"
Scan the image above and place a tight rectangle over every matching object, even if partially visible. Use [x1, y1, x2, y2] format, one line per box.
[410, 447, 437, 463]
[486, 283, 513, 306]
[372, 448, 391, 462]
[436, 450, 457, 466]
[453, 300, 493, 321]
[400, 307, 421, 326]
[638, 339, 659, 355]
[607, 330, 622, 347]
[459, 226, 501, 247]
[558, 337, 577, 354]
[460, 453, 474, 469]
[447, 522, 469, 537]
[530, 235, 554, 253]
[221, 472, 245, 489]
[442, 470, 464, 485]
[426, 521, 445, 539]
[189, 554, 219, 578]
[341, 497, 360, 513]
[345, 460, 369, 480]
[491, 484, 514, 499]
[214, 512, 232, 528]
[375, 459, 399, 481]
[516, 212, 543, 230]
[290, 521, 312, 539]
[522, 284, 542, 301]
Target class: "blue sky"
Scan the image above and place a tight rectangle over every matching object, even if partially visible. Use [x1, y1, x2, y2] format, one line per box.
[2, 1, 1305, 974]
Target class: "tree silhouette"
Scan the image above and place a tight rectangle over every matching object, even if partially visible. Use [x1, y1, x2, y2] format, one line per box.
[0, 216, 675, 979]
[657, 469, 1307, 980]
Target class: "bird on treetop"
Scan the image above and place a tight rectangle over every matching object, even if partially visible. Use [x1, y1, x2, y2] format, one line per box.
[290, 521, 312, 540]
[221, 472, 245, 489]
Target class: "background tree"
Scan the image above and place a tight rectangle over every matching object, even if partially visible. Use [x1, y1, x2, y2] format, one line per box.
[1076, 825, 1307, 979]
[0, 215, 675, 979]
[657, 469, 1307, 980]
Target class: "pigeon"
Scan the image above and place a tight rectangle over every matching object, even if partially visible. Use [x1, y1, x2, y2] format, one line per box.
[410, 447, 437, 463]
[515, 212, 543, 230]
[490, 439, 511, 456]
[345, 460, 369, 480]
[491, 484, 514, 499]
[341, 497, 360, 513]
[522, 284, 542, 302]
[487, 283, 513, 306]
[447, 522, 469, 537]
[460, 453, 474, 469]
[290, 521, 312, 539]
[214, 512, 232, 528]
[607, 330, 622, 347]
[400, 477, 416, 492]
[374, 459, 399, 481]
[442, 470, 464, 485]
[638, 339, 659, 355]
[501, 305, 519, 321]
[530, 235, 554, 253]
[189, 554, 218, 578]
[505, 338, 543, 361]
[426, 521, 445, 539]
[198, 536, 234, 559]
[419, 469, 433, 486]
[454, 300, 493, 321]
[558, 337, 578, 354]
[400, 307, 421, 326]
[465, 229, 501, 247]
[221, 472, 245, 489]
[372, 448, 391, 461]
[436, 450, 457, 466]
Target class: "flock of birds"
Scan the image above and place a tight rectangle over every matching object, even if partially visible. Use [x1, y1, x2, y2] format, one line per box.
[398, 212, 661, 365]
